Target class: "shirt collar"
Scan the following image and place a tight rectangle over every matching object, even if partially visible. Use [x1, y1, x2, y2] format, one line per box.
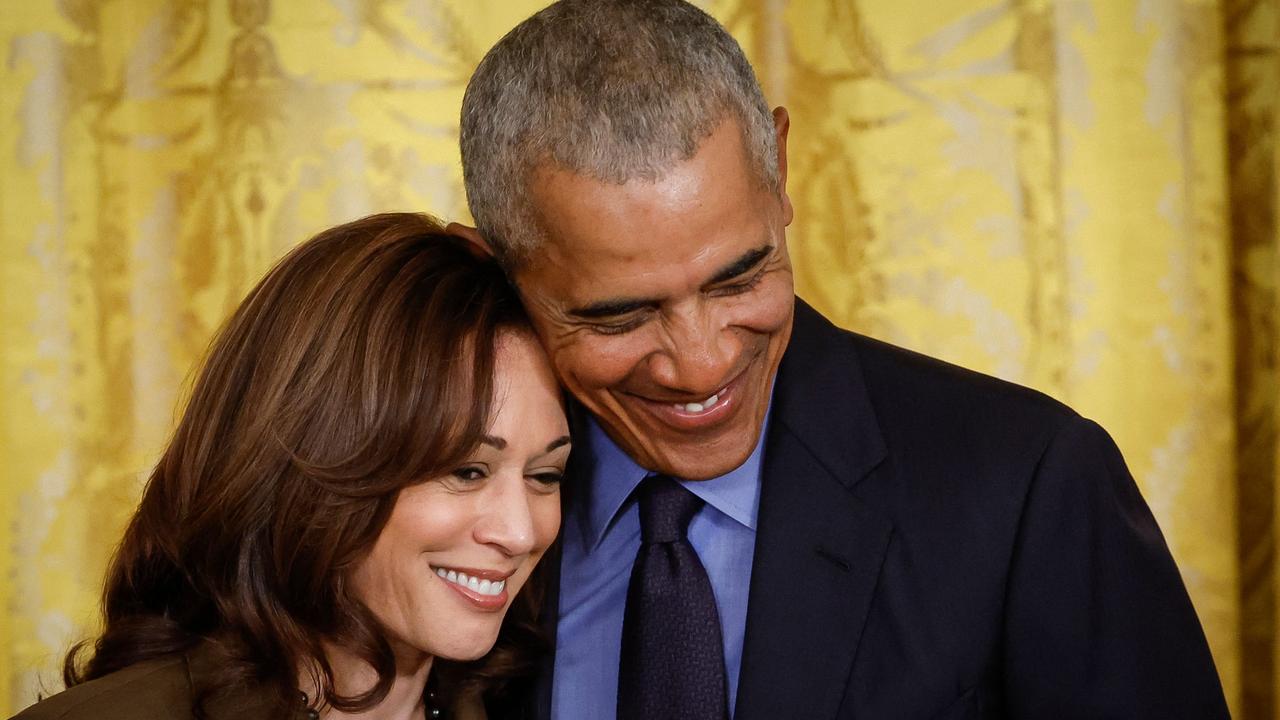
[576, 405, 770, 552]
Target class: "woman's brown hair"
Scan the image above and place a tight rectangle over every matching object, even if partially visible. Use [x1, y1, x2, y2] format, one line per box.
[62, 212, 546, 716]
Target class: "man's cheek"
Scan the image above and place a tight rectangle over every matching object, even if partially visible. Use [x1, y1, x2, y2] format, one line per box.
[569, 344, 637, 387]
[732, 302, 789, 336]
[556, 349, 613, 391]
[758, 286, 796, 329]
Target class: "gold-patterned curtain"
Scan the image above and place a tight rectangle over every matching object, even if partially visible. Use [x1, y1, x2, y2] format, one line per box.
[1, 1, 1276, 716]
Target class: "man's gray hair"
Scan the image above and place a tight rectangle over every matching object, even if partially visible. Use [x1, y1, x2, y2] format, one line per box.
[460, 0, 778, 268]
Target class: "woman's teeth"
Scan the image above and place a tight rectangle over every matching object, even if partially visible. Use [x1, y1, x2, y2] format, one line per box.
[674, 392, 721, 413]
[435, 568, 506, 596]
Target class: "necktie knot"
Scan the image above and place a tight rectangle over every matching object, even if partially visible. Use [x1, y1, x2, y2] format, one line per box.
[638, 475, 702, 544]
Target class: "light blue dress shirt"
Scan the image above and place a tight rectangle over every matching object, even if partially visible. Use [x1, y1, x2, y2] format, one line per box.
[550, 412, 767, 720]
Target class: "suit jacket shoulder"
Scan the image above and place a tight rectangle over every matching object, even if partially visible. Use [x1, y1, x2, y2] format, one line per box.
[854, 326, 1074, 443]
[849, 326, 1076, 429]
[843, 322, 1089, 513]
[9, 656, 192, 720]
[772, 300, 1081, 522]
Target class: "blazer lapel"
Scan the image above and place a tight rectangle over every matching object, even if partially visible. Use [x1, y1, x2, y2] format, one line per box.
[734, 300, 893, 720]
[528, 540, 561, 720]
[528, 400, 594, 720]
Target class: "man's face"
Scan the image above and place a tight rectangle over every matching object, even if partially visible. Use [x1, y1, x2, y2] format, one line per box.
[514, 114, 795, 480]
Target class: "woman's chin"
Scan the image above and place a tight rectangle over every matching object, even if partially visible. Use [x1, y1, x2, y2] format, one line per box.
[423, 625, 504, 662]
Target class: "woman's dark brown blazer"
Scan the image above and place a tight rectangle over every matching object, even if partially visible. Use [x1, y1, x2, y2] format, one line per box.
[9, 647, 309, 720]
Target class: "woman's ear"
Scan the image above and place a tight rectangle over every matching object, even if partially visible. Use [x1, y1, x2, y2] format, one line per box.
[445, 222, 495, 259]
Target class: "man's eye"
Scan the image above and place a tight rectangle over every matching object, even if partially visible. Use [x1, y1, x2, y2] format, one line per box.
[713, 272, 764, 297]
[591, 317, 645, 336]
[452, 466, 487, 482]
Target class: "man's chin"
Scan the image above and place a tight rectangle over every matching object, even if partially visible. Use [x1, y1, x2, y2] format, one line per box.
[646, 439, 759, 481]
[597, 398, 766, 479]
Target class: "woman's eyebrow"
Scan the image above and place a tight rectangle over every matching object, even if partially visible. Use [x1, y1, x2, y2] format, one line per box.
[480, 435, 571, 454]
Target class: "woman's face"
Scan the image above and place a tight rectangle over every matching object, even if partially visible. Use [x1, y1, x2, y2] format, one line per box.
[351, 330, 569, 663]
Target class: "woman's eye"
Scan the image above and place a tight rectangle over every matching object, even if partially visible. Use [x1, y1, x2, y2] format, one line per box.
[452, 466, 487, 482]
[528, 471, 564, 486]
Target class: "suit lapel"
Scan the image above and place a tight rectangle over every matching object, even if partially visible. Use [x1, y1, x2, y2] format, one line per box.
[734, 300, 893, 720]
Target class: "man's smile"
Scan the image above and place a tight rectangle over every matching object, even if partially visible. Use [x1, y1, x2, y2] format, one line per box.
[623, 360, 754, 433]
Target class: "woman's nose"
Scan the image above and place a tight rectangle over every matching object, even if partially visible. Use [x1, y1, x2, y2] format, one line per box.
[473, 477, 537, 556]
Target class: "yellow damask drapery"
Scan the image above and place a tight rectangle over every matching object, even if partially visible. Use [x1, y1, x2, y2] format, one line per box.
[1, 0, 1276, 716]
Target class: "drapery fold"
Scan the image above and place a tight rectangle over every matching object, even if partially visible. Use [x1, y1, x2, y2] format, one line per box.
[2, 1, 1276, 716]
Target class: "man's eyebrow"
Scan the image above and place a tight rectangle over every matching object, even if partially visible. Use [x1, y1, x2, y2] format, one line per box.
[568, 297, 659, 320]
[567, 245, 775, 320]
[706, 245, 772, 286]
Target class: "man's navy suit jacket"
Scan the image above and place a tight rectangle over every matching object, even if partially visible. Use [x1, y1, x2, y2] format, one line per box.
[524, 299, 1227, 719]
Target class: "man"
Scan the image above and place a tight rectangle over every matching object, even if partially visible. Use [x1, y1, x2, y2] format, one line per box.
[452, 1, 1229, 718]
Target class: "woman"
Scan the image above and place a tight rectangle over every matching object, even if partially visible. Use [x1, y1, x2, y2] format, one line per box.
[13, 213, 569, 720]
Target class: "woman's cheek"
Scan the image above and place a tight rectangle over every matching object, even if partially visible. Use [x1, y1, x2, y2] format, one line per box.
[531, 492, 562, 553]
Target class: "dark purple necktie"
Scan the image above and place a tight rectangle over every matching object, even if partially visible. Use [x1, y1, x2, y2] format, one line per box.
[617, 475, 729, 720]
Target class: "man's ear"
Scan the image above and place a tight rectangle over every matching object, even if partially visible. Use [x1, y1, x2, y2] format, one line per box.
[772, 106, 794, 227]
[444, 222, 495, 259]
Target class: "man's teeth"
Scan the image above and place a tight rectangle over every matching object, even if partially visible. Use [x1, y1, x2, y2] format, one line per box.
[674, 392, 721, 414]
[435, 568, 506, 596]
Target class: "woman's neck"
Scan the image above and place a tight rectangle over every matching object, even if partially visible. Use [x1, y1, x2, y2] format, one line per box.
[303, 642, 434, 720]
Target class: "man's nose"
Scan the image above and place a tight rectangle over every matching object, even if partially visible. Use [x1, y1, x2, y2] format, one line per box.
[473, 478, 537, 557]
[649, 305, 738, 394]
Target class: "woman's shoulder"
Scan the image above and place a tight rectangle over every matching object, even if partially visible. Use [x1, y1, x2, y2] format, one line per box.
[10, 656, 193, 720]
